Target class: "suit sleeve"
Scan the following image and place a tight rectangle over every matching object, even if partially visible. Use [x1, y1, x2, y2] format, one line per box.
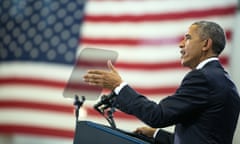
[114, 69, 210, 128]
[154, 129, 174, 144]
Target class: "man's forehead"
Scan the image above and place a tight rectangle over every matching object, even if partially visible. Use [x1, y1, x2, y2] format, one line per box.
[184, 25, 198, 35]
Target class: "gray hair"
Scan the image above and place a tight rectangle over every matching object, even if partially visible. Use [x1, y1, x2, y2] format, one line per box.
[192, 21, 226, 55]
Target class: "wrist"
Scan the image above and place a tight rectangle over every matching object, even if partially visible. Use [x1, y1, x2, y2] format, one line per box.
[114, 82, 128, 95]
[113, 81, 122, 89]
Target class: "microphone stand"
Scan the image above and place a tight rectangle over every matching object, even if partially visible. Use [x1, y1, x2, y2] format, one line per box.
[107, 107, 116, 128]
[96, 105, 116, 128]
[72, 95, 86, 144]
[74, 95, 85, 123]
[94, 93, 116, 128]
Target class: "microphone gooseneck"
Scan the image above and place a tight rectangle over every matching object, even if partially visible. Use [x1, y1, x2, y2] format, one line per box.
[94, 92, 116, 128]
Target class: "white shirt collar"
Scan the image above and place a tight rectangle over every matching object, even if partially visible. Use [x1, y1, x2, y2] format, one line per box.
[196, 57, 219, 70]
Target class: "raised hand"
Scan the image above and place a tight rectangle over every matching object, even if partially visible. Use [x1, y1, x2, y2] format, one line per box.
[83, 60, 123, 90]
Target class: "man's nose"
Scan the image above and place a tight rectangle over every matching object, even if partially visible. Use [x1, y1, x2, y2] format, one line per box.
[179, 39, 185, 48]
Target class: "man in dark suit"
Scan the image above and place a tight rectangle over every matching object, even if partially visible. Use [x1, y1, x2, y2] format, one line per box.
[83, 21, 240, 144]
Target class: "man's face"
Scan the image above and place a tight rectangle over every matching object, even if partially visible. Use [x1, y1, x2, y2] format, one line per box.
[179, 25, 206, 69]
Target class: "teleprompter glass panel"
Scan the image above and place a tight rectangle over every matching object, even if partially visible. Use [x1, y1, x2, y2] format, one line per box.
[63, 48, 118, 100]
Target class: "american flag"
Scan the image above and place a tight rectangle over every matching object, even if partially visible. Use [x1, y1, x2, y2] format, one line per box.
[0, 0, 238, 143]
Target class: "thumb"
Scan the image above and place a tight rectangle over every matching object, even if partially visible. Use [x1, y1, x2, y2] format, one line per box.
[107, 60, 117, 73]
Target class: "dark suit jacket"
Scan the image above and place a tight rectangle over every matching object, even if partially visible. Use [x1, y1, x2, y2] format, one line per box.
[113, 61, 240, 144]
[155, 129, 174, 144]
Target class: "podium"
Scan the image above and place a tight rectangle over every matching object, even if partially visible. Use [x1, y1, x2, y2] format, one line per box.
[73, 121, 154, 144]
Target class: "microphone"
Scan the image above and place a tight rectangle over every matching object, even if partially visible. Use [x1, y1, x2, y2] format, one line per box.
[94, 92, 115, 110]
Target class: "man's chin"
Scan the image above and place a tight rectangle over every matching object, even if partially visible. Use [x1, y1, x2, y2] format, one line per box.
[180, 59, 186, 66]
[181, 60, 191, 69]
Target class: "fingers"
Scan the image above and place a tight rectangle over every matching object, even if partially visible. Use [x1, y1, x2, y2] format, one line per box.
[83, 70, 105, 82]
[83, 60, 121, 89]
[107, 60, 118, 73]
[83, 72, 103, 85]
[87, 60, 115, 74]
[87, 70, 105, 74]
[133, 127, 156, 138]
[133, 127, 144, 134]
[83, 73, 102, 80]
[134, 128, 143, 134]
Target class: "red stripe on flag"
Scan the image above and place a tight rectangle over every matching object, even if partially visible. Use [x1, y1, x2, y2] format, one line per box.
[0, 100, 74, 114]
[0, 77, 178, 95]
[0, 77, 65, 89]
[0, 124, 74, 138]
[80, 30, 232, 46]
[0, 77, 177, 95]
[0, 100, 138, 120]
[116, 56, 228, 70]
[116, 61, 183, 70]
[85, 6, 236, 22]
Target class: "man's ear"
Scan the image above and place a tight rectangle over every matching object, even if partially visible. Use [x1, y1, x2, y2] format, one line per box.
[202, 38, 212, 51]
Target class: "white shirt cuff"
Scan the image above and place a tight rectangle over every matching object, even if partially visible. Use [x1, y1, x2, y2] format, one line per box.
[114, 82, 128, 95]
[153, 128, 160, 138]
